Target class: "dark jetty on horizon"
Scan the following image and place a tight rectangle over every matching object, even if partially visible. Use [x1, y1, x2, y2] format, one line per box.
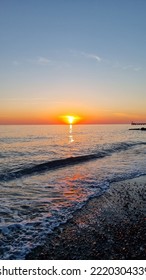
[131, 122, 146, 125]
[130, 121, 146, 130]
[129, 127, 146, 131]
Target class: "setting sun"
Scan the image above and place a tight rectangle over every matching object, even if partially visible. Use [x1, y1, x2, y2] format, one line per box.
[67, 116, 74, 124]
[60, 115, 81, 125]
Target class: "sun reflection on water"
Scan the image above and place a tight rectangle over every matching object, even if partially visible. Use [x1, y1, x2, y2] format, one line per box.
[69, 124, 74, 143]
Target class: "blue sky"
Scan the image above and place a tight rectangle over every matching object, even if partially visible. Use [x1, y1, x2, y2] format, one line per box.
[0, 0, 146, 124]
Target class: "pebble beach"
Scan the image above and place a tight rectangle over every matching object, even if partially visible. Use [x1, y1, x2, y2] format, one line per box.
[26, 175, 146, 260]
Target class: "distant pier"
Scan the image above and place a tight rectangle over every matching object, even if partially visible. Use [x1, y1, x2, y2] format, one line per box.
[131, 122, 146, 125]
[130, 121, 146, 131]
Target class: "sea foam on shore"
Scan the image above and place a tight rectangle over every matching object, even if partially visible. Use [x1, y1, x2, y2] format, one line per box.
[26, 175, 146, 260]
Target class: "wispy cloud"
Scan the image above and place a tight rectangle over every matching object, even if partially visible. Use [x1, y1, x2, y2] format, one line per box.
[81, 51, 101, 62]
[122, 64, 133, 70]
[113, 61, 141, 72]
[133, 67, 141, 72]
[27, 56, 52, 66]
[69, 50, 101, 62]
[12, 57, 53, 66]
[122, 65, 141, 72]
[75, 51, 141, 71]
[0, 97, 48, 101]
[36, 56, 52, 65]
[26, 56, 70, 69]
[12, 52, 142, 73]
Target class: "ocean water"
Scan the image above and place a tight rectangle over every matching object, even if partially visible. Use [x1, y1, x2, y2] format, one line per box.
[0, 124, 146, 259]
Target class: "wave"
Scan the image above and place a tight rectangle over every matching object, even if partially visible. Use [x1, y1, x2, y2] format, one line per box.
[0, 141, 146, 182]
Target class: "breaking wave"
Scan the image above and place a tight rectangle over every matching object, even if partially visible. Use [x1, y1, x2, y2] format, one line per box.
[0, 141, 146, 182]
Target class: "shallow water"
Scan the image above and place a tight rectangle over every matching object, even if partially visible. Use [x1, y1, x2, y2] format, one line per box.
[0, 124, 146, 259]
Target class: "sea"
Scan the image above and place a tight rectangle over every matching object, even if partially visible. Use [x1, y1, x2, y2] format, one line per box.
[0, 124, 146, 259]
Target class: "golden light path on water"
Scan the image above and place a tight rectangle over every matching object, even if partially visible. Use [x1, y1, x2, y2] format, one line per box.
[69, 124, 74, 143]
[60, 115, 81, 144]
[67, 116, 77, 144]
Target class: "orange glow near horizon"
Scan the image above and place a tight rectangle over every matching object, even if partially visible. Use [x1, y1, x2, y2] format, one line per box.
[1, 102, 146, 125]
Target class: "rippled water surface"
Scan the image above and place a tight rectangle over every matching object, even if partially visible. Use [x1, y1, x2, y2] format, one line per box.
[0, 124, 146, 259]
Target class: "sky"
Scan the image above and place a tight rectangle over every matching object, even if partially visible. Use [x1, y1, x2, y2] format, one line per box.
[0, 0, 146, 124]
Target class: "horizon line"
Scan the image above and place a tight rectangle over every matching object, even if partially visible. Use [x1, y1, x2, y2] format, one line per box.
[0, 122, 131, 125]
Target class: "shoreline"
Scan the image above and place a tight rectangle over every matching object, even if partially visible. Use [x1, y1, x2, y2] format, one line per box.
[26, 175, 146, 260]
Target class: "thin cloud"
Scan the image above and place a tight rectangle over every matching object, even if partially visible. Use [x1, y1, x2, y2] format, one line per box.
[123, 65, 141, 72]
[122, 64, 133, 70]
[36, 56, 52, 65]
[12, 57, 52, 66]
[69, 50, 101, 62]
[133, 67, 141, 72]
[27, 56, 70, 69]
[113, 61, 141, 72]
[81, 51, 101, 62]
[0, 97, 47, 101]
[26, 56, 53, 66]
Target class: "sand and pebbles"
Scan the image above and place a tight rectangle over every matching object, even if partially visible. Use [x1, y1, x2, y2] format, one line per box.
[26, 176, 146, 260]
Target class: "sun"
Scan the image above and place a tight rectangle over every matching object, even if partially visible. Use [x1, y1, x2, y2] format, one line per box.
[60, 115, 81, 124]
[67, 116, 75, 124]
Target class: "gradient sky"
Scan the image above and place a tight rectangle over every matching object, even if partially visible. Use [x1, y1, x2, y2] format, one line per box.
[0, 0, 146, 124]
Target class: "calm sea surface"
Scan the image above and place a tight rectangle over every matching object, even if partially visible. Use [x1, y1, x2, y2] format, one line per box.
[0, 124, 146, 259]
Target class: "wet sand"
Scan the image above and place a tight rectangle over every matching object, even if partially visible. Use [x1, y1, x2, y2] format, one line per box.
[26, 176, 146, 260]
